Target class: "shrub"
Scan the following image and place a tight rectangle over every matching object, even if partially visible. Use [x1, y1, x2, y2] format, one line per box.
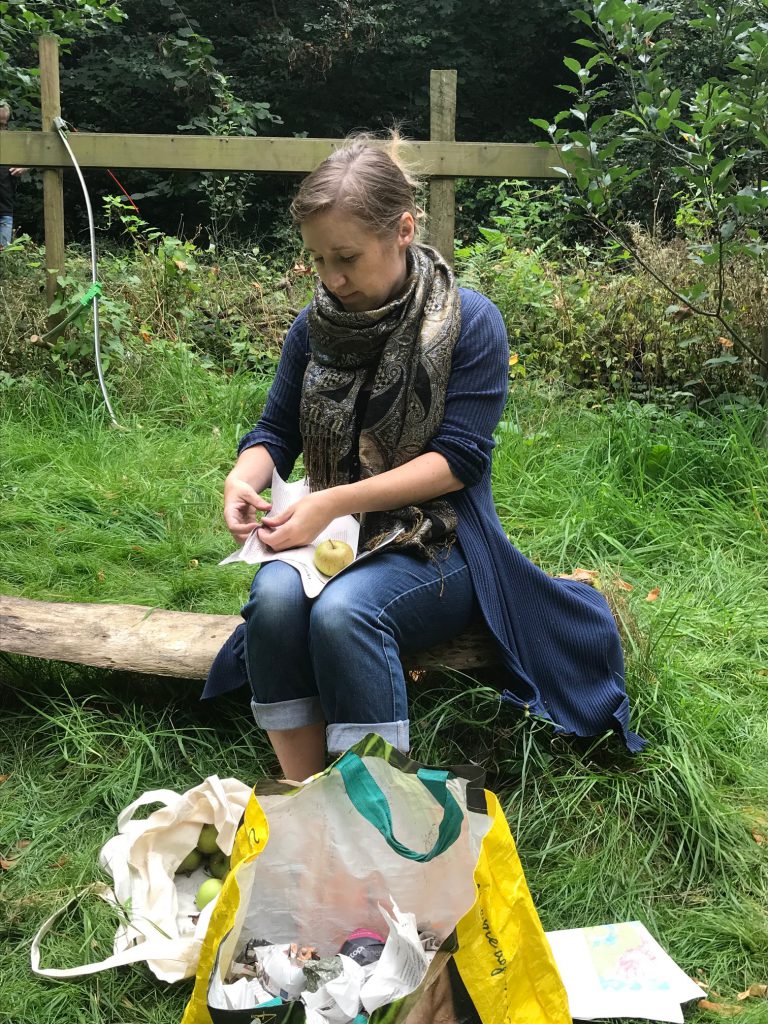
[457, 216, 765, 405]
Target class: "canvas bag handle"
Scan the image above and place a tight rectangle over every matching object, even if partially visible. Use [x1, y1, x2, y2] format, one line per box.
[116, 788, 182, 834]
[334, 751, 462, 862]
[30, 883, 199, 979]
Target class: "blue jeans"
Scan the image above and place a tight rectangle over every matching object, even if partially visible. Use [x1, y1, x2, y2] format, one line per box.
[0, 216, 13, 248]
[243, 543, 476, 753]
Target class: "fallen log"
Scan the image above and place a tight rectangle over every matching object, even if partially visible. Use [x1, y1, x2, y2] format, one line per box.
[0, 595, 501, 681]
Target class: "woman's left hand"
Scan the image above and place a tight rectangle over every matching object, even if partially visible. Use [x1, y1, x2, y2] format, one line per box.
[256, 490, 338, 551]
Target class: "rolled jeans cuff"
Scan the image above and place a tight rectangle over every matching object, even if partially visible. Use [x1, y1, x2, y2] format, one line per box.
[251, 696, 323, 731]
[326, 721, 410, 754]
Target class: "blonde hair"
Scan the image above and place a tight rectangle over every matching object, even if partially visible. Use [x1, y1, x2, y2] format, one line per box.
[290, 130, 425, 238]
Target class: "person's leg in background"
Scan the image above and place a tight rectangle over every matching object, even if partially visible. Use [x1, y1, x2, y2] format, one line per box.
[0, 216, 13, 248]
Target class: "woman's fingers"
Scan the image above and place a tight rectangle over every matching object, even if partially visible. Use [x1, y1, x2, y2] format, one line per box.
[223, 479, 273, 539]
[260, 508, 291, 528]
[235, 481, 272, 512]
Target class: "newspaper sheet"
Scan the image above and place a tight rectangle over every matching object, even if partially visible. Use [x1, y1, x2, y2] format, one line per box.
[220, 471, 402, 598]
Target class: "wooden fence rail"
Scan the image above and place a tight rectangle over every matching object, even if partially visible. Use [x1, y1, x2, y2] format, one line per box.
[0, 131, 564, 179]
[0, 37, 572, 292]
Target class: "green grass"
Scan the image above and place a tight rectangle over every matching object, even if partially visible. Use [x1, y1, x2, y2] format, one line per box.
[1, 362, 767, 1024]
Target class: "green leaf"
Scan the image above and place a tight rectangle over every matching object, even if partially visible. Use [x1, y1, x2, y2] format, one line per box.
[720, 220, 737, 241]
[681, 283, 710, 304]
[712, 157, 735, 183]
[598, 0, 632, 27]
[672, 119, 696, 135]
[644, 11, 674, 32]
[564, 56, 582, 75]
[703, 355, 740, 367]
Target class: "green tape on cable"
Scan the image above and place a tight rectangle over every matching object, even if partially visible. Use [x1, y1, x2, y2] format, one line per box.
[79, 281, 102, 305]
[38, 282, 103, 341]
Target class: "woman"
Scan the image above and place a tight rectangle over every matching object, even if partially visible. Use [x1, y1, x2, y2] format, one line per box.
[206, 136, 644, 780]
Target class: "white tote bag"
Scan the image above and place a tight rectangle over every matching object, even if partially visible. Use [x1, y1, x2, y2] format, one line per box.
[31, 775, 252, 983]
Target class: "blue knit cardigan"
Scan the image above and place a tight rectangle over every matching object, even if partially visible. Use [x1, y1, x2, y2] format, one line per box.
[205, 288, 645, 752]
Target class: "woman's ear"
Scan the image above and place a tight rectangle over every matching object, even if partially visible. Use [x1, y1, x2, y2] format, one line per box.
[398, 212, 416, 248]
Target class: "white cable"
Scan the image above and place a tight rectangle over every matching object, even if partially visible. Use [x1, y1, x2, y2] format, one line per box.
[53, 116, 118, 425]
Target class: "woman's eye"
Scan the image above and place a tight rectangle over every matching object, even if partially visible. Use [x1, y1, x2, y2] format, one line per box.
[313, 256, 324, 264]
[341, 255, 357, 264]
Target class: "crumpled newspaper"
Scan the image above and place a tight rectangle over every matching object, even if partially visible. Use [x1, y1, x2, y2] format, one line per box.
[360, 901, 429, 1014]
[219, 899, 433, 1022]
[303, 954, 366, 1023]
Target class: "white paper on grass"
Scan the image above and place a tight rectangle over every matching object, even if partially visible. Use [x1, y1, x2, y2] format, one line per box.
[220, 471, 404, 598]
[544, 921, 707, 1023]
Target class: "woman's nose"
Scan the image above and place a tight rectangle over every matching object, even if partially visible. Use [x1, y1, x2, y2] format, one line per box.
[327, 270, 347, 290]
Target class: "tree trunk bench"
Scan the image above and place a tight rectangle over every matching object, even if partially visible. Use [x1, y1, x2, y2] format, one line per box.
[0, 595, 501, 681]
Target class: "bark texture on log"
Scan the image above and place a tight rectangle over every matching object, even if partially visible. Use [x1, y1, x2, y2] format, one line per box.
[0, 595, 240, 679]
[0, 595, 501, 680]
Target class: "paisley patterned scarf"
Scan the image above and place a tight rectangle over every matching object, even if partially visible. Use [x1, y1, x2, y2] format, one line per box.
[300, 243, 461, 554]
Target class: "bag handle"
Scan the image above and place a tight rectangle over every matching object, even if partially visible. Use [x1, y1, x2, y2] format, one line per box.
[116, 788, 182, 833]
[334, 752, 462, 862]
[30, 883, 198, 979]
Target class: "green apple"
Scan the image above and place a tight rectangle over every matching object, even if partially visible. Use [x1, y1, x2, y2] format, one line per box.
[209, 850, 230, 880]
[313, 539, 354, 577]
[175, 848, 204, 874]
[195, 877, 223, 910]
[196, 824, 220, 855]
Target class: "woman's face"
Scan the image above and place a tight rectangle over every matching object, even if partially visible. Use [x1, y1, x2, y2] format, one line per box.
[301, 208, 415, 312]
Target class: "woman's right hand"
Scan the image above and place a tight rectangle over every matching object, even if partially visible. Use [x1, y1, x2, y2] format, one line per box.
[223, 475, 272, 543]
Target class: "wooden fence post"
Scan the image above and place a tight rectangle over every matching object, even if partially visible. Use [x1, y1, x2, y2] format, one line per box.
[39, 35, 65, 336]
[429, 69, 457, 265]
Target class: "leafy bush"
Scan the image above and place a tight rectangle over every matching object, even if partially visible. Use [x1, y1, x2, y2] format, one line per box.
[0, 200, 313, 388]
[3, 188, 765, 416]
[457, 198, 765, 405]
[531, 0, 768, 388]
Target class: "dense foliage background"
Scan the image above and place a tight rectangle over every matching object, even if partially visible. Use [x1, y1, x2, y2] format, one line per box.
[3, 0, 585, 242]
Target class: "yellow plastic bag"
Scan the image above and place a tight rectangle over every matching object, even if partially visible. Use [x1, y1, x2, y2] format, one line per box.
[182, 736, 569, 1024]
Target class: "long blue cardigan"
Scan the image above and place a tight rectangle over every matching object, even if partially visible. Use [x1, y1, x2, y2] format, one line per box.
[205, 288, 645, 752]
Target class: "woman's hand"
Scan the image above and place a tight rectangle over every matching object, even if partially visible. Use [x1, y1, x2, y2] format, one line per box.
[257, 490, 337, 551]
[224, 475, 272, 543]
